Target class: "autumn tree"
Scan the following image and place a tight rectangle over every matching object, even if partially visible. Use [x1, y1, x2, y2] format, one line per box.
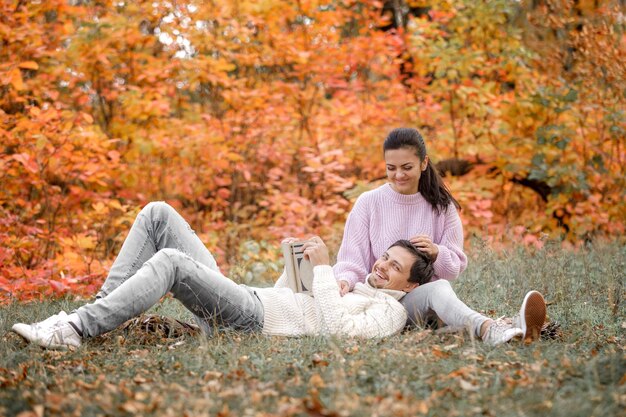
[1, 0, 624, 301]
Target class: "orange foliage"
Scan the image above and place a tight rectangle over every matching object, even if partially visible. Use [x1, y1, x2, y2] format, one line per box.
[1, 0, 624, 301]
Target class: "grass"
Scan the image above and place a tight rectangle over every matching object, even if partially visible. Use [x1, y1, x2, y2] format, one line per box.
[1, 241, 624, 417]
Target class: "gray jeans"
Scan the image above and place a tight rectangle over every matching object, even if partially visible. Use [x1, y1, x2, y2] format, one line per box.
[76, 202, 264, 338]
[401, 280, 488, 338]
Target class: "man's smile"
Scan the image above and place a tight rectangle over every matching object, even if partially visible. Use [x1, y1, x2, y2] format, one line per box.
[373, 268, 389, 286]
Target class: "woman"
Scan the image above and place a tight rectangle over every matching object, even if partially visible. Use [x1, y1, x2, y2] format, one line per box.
[335, 127, 465, 288]
[332, 128, 543, 340]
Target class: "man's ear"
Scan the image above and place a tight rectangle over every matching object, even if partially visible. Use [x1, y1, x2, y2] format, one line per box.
[404, 282, 419, 293]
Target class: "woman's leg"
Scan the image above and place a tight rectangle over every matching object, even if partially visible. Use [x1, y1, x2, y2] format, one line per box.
[98, 202, 219, 298]
[400, 280, 489, 338]
[78, 248, 263, 337]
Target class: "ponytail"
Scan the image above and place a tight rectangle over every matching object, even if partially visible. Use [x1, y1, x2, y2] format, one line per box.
[418, 158, 460, 215]
[384, 128, 460, 215]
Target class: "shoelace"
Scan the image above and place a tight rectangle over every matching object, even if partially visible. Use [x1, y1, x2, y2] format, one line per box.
[43, 321, 70, 343]
[488, 319, 516, 337]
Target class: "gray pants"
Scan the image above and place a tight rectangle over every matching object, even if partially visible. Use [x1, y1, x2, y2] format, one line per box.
[76, 202, 264, 337]
[401, 280, 489, 338]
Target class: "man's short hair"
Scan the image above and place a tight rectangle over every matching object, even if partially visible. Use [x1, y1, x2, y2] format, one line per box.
[388, 240, 434, 286]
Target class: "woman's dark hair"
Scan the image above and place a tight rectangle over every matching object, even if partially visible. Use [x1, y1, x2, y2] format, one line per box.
[383, 127, 460, 214]
[389, 239, 434, 286]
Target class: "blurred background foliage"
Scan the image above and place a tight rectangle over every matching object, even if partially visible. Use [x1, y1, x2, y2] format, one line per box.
[1, 0, 624, 300]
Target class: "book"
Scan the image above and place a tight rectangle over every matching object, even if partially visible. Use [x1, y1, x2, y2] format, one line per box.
[281, 241, 314, 294]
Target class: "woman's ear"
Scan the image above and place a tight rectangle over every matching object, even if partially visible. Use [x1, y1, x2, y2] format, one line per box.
[421, 155, 429, 171]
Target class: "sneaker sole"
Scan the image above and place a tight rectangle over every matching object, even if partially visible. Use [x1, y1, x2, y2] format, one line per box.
[521, 291, 546, 343]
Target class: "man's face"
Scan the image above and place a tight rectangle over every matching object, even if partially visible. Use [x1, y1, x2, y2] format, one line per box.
[370, 246, 419, 292]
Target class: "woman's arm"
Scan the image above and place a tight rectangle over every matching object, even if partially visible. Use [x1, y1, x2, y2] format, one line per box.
[432, 204, 467, 280]
[332, 196, 374, 290]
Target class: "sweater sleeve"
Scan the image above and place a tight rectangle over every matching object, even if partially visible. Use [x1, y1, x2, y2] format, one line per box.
[312, 265, 407, 338]
[332, 196, 373, 289]
[273, 269, 289, 288]
[432, 204, 467, 281]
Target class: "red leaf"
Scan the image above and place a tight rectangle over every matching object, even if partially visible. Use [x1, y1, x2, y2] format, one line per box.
[12, 153, 38, 174]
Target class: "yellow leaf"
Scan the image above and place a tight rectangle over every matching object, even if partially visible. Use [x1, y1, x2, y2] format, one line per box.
[75, 235, 96, 250]
[18, 61, 39, 70]
[81, 112, 94, 123]
[108, 199, 123, 210]
[10, 68, 24, 90]
[92, 201, 108, 214]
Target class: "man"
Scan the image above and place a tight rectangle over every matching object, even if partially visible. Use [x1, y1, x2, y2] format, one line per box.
[13, 203, 545, 349]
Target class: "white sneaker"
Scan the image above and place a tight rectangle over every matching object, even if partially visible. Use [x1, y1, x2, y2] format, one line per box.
[33, 311, 68, 329]
[12, 317, 81, 350]
[12, 311, 67, 338]
[482, 319, 524, 346]
[512, 291, 547, 342]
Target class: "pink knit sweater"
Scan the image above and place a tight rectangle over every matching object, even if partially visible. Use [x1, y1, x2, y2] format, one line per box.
[333, 183, 467, 289]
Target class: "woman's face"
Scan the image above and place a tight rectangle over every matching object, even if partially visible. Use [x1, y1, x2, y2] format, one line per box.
[385, 147, 428, 195]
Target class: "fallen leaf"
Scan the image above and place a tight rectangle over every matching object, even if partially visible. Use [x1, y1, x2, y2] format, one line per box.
[202, 371, 223, 381]
[311, 353, 329, 367]
[119, 400, 146, 413]
[133, 375, 148, 384]
[459, 379, 479, 391]
[33, 405, 44, 417]
[309, 373, 325, 388]
[415, 401, 429, 414]
[432, 346, 451, 359]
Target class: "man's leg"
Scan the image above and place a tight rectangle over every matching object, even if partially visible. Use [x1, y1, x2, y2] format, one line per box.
[401, 280, 488, 338]
[79, 249, 263, 337]
[98, 202, 219, 298]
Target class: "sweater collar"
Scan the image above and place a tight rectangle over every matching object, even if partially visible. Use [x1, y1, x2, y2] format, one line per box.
[355, 273, 408, 301]
[380, 183, 426, 205]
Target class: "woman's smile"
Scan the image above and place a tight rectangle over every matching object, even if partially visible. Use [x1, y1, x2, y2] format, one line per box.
[384, 148, 427, 195]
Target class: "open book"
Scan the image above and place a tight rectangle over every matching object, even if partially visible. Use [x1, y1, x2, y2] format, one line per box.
[281, 241, 314, 294]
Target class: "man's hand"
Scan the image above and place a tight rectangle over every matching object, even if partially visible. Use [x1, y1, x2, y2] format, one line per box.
[301, 236, 330, 267]
[281, 236, 298, 245]
[410, 235, 439, 261]
[338, 280, 350, 296]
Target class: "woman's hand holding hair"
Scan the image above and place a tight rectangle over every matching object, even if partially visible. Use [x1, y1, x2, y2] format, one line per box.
[410, 235, 439, 261]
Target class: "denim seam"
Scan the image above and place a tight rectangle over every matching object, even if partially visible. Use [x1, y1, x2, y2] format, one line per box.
[177, 280, 262, 331]
[166, 252, 263, 328]
[122, 212, 154, 284]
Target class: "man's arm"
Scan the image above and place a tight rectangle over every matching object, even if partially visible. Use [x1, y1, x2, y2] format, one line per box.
[273, 270, 289, 288]
[303, 238, 407, 338]
[312, 265, 407, 338]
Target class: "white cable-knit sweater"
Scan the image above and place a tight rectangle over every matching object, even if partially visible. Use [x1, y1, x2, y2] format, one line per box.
[253, 265, 408, 338]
